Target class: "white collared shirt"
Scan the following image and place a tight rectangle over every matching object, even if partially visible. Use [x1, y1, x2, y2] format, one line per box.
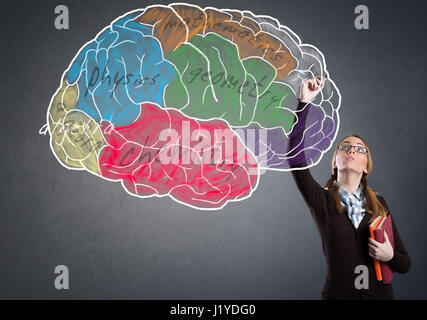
[337, 183, 366, 229]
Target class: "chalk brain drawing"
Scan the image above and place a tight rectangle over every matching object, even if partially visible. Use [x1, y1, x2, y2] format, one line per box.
[41, 3, 341, 210]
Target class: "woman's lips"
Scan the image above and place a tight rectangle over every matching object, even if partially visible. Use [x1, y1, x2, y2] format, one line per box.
[346, 156, 355, 161]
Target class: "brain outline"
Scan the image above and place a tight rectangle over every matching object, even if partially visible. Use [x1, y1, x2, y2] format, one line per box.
[41, 3, 341, 210]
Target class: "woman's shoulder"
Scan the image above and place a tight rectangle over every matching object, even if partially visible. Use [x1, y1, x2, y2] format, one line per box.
[368, 185, 383, 199]
[375, 192, 384, 201]
[373, 192, 392, 215]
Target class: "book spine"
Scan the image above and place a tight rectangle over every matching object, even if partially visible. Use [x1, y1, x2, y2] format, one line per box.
[370, 227, 383, 281]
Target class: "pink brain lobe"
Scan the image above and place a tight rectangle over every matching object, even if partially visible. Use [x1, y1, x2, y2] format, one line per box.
[98, 103, 259, 209]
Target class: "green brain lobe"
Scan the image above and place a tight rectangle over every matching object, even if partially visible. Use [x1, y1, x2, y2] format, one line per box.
[164, 33, 296, 133]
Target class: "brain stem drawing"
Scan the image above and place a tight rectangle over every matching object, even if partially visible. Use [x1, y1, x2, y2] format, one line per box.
[42, 3, 341, 210]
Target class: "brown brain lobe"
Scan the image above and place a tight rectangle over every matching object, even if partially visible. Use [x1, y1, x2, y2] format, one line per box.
[133, 4, 297, 79]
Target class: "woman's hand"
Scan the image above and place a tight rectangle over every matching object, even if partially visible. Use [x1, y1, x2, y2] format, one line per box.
[368, 231, 394, 262]
[300, 76, 325, 103]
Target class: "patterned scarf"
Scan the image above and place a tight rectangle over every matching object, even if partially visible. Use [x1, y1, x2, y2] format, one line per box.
[337, 182, 366, 229]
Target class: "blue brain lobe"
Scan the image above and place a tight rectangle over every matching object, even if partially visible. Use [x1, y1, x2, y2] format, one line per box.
[65, 11, 176, 127]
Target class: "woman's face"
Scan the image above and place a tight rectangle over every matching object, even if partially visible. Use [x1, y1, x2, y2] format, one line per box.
[333, 136, 368, 175]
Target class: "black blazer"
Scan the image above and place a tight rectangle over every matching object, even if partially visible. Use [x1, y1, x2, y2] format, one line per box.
[288, 101, 411, 299]
[291, 168, 411, 299]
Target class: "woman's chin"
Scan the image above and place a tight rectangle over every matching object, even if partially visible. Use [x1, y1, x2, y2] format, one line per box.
[338, 167, 362, 174]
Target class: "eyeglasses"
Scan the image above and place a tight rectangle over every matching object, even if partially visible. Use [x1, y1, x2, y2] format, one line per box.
[338, 143, 368, 154]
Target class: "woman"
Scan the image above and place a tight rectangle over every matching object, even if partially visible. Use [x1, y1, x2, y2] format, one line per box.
[287, 76, 411, 299]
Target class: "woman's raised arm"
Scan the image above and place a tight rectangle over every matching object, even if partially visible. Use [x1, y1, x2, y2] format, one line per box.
[287, 77, 327, 214]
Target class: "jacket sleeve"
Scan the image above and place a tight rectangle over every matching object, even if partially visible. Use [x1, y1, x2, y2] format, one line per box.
[379, 196, 411, 273]
[287, 101, 327, 217]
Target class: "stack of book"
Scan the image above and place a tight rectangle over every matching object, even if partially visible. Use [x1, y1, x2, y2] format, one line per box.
[369, 215, 395, 284]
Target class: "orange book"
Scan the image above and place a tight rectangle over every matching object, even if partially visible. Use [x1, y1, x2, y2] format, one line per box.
[369, 216, 385, 281]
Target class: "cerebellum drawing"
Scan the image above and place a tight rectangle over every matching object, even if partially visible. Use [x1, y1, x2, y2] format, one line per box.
[41, 3, 341, 210]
